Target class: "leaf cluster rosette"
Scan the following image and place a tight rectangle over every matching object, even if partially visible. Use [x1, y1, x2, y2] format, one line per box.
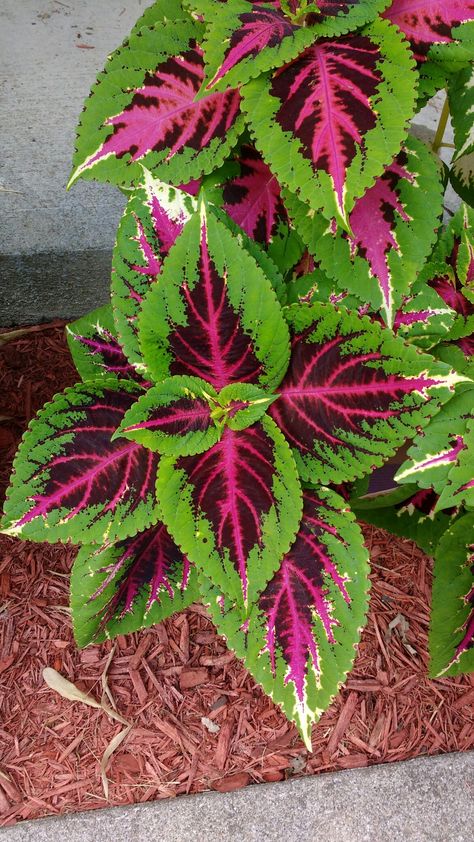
[3, 0, 474, 743]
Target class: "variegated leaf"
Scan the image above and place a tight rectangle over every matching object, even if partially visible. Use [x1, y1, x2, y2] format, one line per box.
[449, 65, 474, 160]
[395, 389, 474, 501]
[450, 151, 474, 206]
[71, 523, 198, 646]
[269, 303, 461, 484]
[69, 20, 244, 188]
[352, 487, 456, 554]
[1, 382, 159, 545]
[430, 513, 474, 677]
[196, 0, 317, 91]
[382, 0, 474, 61]
[436, 417, 474, 511]
[112, 173, 196, 370]
[158, 416, 302, 606]
[139, 204, 290, 391]
[284, 137, 444, 325]
[243, 18, 416, 225]
[201, 488, 370, 748]
[67, 305, 148, 387]
[116, 375, 220, 456]
[392, 280, 457, 350]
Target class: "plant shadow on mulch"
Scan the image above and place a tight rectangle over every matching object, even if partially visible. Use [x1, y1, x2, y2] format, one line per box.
[0, 322, 473, 827]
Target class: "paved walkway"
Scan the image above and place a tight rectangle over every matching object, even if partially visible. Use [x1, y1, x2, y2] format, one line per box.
[2, 752, 473, 842]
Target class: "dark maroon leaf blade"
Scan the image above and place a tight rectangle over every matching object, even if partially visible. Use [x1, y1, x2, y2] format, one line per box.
[157, 416, 302, 606]
[139, 205, 290, 392]
[383, 1, 474, 61]
[201, 487, 370, 747]
[269, 303, 459, 484]
[71, 523, 199, 646]
[2, 381, 160, 545]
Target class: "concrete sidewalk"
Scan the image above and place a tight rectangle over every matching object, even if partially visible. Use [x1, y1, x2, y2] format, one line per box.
[0, 1, 460, 328]
[2, 752, 473, 842]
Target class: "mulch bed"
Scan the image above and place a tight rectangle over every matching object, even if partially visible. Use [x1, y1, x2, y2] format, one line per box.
[0, 322, 473, 827]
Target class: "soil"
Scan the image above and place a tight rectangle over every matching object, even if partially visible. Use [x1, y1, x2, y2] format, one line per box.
[0, 322, 473, 827]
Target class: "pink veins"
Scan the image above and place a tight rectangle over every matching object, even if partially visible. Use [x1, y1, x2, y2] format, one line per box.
[272, 36, 382, 212]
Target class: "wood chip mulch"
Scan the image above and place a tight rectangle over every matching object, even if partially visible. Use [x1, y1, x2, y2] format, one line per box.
[0, 322, 473, 827]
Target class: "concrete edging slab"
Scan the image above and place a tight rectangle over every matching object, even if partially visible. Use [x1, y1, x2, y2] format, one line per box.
[1, 752, 473, 842]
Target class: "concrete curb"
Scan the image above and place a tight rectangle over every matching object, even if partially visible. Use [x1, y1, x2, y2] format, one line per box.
[1, 752, 473, 842]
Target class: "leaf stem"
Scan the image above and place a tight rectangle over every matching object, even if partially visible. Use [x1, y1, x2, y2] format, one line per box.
[432, 94, 450, 155]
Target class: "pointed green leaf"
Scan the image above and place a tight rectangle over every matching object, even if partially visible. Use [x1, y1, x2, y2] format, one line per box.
[217, 383, 278, 431]
[429, 513, 474, 677]
[139, 205, 290, 391]
[201, 488, 370, 748]
[157, 415, 302, 607]
[116, 375, 220, 456]
[242, 18, 417, 225]
[283, 137, 444, 325]
[1, 381, 159, 545]
[396, 389, 474, 503]
[71, 523, 199, 646]
[112, 173, 196, 370]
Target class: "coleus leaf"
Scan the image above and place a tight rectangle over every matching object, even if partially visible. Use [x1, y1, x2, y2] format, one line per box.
[352, 487, 456, 554]
[243, 18, 417, 226]
[201, 487, 370, 748]
[217, 383, 278, 430]
[129, 0, 189, 33]
[1, 382, 159, 545]
[139, 204, 290, 391]
[392, 279, 457, 350]
[449, 65, 474, 160]
[382, 0, 474, 62]
[269, 302, 462, 485]
[158, 416, 302, 606]
[69, 20, 244, 188]
[420, 205, 474, 340]
[71, 522, 198, 647]
[112, 172, 196, 370]
[450, 151, 474, 207]
[195, 0, 317, 91]
[435, 417, 474, 511]
[67, 304, 148, 387]
[283, 137, 444, 325]
[395, 389, 474, 502]
[429, 512, 474, 677]
[116, 375, 220, 456]
[203, 143, 305, 278]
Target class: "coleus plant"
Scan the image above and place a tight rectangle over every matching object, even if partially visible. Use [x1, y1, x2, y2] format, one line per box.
[2, 0, 474, 747]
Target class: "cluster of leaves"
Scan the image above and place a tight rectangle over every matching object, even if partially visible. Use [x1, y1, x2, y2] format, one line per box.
[2, 0, 474, 744]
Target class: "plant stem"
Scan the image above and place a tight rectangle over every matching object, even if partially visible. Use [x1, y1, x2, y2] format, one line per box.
[432, 94, 450, 155]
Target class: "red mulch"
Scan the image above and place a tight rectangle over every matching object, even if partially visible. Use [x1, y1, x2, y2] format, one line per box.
[0, 322, 473, 826]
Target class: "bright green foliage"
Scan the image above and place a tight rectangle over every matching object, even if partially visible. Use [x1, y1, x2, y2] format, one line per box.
[429, 513, 474, 678]
[396, 390, 474, 509]
[2, 0, 474, 745]
[242, 18, 417, 226]
[71, 531, 199, 646]
[138, 205, 291, 391]
[201, 487, 370, 750]
[283, 137, 444, 325]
